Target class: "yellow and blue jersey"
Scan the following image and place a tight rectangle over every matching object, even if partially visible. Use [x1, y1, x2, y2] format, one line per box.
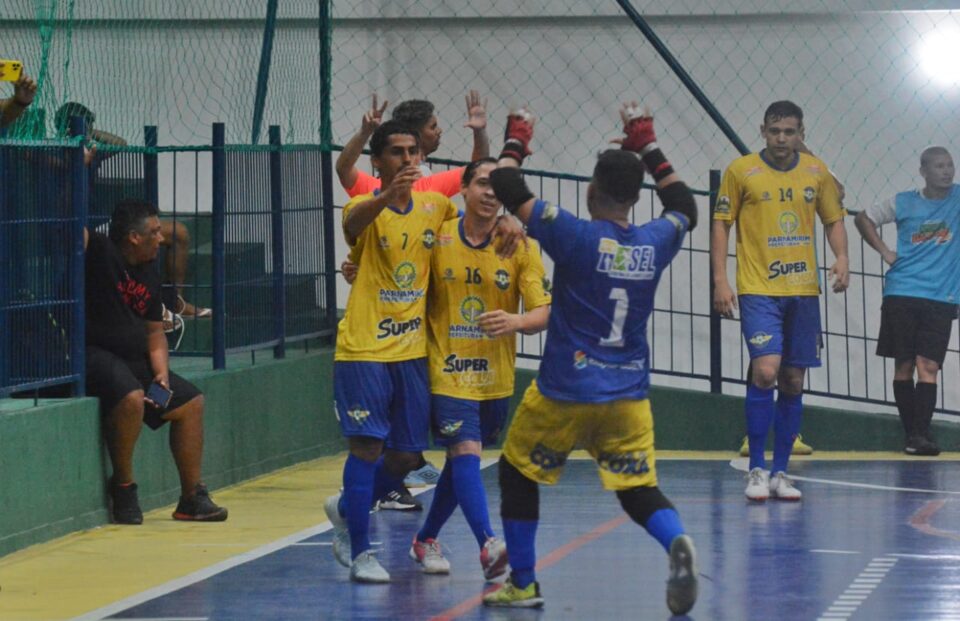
[714, 151, 845, 296]
[524, 199, 690, 403]
[335, 190, 458, 362]
[427, 217, 551, 399]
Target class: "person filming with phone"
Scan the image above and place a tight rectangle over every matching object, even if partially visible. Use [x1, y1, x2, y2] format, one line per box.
[0, 59, 37, 129]
[84, 199, 227, 525]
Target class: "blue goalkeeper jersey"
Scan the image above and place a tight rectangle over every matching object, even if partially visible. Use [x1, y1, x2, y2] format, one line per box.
[525, 199, 689, 402]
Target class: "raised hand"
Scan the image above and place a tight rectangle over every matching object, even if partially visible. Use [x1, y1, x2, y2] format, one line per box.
[500, 107, 535, 164]
[464, 89, 487, 131]
[362, 93, 389, 135]
[613, 101, 656, 153]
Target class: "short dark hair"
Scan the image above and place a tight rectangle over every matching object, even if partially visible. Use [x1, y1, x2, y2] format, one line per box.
[763, 100, 803, 126]
[391, 100, 435, 131]
[461, 157, 497, 186]
[369, 120, 420, 157]
[592, 150, 644, 205]
[920, 146, 952, 168]
[55, 102, 95, 136]
[109, 199, 159, 244]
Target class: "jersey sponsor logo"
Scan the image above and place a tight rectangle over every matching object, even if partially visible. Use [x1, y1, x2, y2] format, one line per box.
[767, 259, 810, 281]
[378, 235, 390, 249]
[438, 234, 454, 247]
[423, 202, 436, 214]
[911, 221, 952, 245]
[376, 316, 423, 340]
[541, 202, 559, 223]
[494, 269, 510, 290]
[460, 295, 485, 324]
[422, 228, 436, 249]
[442, 354, 490, 373]
[805, 165, 822, 174]
[804, 186, 816, 203]
[767, 211, 811, 248]
[748, 332, 773, 348]
[542, 276, 552, 294]
[744, 166, 763, 178]
[439, 420, 464, 437]
[530, 443, 567, 470]
[448, 324, 486, 339]
[394, 261, 417, 289]
[715, 195, 731, 215]
[596, 238, 656, 281]
[760, 191, 772, 202]
[378, 288, 425, 303]
[597, 451, 649, 475]
[346, 405, 370, 425]
[572, 350, 645, 372]
[442, 267, 456, 281]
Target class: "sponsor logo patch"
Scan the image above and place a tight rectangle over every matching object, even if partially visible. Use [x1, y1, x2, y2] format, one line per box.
[530, 443, 567, 470]
[715, 195, 731, 215]
[803, 186, 816, 203]
[376, 317, 422, 340]
[912, 221, 952, 245]
[749, 332, 773, 348]
[439, 420, 464, 437]
[597, 451, 650, 475]
[460, 295, 485, 324]
[596, 237, 656, 281]
[393, 261, 417, 289]
[541, 202, 559, 223]
[347, 405, 370, 425]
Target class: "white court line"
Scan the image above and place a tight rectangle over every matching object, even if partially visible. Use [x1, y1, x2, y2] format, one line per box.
[818, 556, 898, 621]
[729, 458, 960, 495]
[811, 549, 861, 555]
[887, 552, 960, 561]
[110, 618, 208, 621]
[72, 459, 497, 621]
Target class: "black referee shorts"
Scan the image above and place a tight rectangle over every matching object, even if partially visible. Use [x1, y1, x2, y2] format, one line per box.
[876, 295, 957, 366]
[86, 346, 202, 429]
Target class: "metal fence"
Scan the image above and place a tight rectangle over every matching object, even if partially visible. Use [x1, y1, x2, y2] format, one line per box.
[0, 123, 339, 399]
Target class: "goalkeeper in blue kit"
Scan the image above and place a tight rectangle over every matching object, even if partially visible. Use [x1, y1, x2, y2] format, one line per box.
[480, 104, 699, 615]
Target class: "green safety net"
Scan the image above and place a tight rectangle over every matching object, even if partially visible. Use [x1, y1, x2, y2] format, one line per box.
[1, 0, 328, 146]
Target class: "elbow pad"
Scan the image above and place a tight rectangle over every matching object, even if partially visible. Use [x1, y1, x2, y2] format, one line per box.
[490, 167, 535, 215]
[657, 182, 698, 231]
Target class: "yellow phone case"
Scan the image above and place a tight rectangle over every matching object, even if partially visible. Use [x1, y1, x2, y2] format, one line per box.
[0, 60, 23, 82]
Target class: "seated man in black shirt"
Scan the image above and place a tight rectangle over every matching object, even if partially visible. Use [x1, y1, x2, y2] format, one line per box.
[84, 199, 227, 524]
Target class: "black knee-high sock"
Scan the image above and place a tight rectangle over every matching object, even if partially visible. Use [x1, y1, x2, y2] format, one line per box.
[914, 382, 938, 441]
[892, 379, 916, 438]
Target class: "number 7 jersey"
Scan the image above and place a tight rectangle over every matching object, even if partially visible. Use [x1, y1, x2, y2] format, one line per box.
[524, 199, 690, 403]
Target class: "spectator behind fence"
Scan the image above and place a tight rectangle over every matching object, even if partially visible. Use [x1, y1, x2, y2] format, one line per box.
[59, 102, 210, 322]
[0, 62, 37, 129]
[855, 146, 960, 457]
[84, 199, 227, 524]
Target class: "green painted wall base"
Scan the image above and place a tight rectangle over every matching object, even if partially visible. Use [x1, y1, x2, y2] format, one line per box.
[3, 355, 958, 558]
[0, 349, 343, 558]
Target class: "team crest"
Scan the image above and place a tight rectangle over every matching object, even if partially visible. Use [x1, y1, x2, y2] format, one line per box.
[439, 420, 464, 437]
[749, 332, 773, 348]
[379, 236, 389, 249]
[715, 195, 731, 215]
[393, 261, 417, 289]
[422, 229, 436, 249]
[803, 186, 816, 203]
[494, 269, 510, 290]
[778, 211, 799, 235]
[347, 405, 370, 425]
[573, 350, 588, 370]
[460, 296, 485, 324]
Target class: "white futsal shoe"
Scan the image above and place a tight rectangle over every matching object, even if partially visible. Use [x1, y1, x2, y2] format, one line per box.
[324, 493, 352, 567]
[744, 467, 770, 501]
[769, 471, 802, 500]
[350, 550, 391, 583]
[409, 537, 451, 574]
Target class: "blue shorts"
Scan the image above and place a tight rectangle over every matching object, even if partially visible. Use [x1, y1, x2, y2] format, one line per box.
[739, 295, 822, 368]
[430, 394, 510, 447]
[333, 358, 430, 451]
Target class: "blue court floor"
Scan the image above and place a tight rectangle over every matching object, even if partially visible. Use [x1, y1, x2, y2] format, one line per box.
[76, 457, 960, 621]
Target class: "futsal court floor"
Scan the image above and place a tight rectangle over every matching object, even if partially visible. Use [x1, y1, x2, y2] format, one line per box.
[3, 450, 960, 621]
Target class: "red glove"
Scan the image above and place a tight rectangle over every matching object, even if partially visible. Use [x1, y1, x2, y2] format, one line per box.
[621, 109, 657, 154]
[501, 109, 534, 163]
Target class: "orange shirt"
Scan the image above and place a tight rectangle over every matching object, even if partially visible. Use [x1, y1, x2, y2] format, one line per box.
[346, 168, 464, 198]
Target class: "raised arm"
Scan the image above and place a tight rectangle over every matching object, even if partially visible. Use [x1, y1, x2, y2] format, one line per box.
[464, 90, 489, 161]
[0, 69, 37, 129]
[336, 94, 388, 190]
[342, 165, 419, 245]
[490, 109, 537, 224]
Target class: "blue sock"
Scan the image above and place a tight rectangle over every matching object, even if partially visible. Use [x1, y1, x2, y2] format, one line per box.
[643, 508, 685, 553]
[745, 384, 776, 470]
[503, 518, 538, 588]
[772, 392, 803, 474]
[342, 454, 376, 560]
[371, 456, 405, 505]
[450, 454, 494, 547]
[417, 460, 457, 541]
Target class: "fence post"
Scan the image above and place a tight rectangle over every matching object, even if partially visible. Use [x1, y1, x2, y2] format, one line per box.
[143, 126, 158, 206]
[319, 0, 337, 338]
[709, 169, 722, 394]
[0, 130, 8, 394]
[251, 0, 279, 145]
[269, 126, 286, 358]
[70, 116, 89, 395]
[212, 123, 226, 369]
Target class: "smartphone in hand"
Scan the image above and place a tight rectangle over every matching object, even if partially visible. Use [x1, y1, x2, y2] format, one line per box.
[0, 60, 23, 82]
[146, 382, 173, 409]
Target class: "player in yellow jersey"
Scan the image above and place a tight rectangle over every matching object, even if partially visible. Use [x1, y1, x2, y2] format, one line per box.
[407, 158, 551, 579]
[711, 101, 849, 502]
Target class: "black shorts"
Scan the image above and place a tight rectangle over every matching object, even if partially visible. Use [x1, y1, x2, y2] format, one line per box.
[876, 295, 957, 366]
[86, 346, 202, 429]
